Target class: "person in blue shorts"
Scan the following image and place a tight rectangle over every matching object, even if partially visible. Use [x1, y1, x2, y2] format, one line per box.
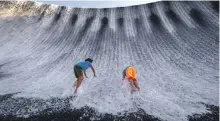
[73, 58, 96, 93]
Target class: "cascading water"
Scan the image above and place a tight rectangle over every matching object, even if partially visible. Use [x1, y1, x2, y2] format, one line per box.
[0, 1, 219, 121]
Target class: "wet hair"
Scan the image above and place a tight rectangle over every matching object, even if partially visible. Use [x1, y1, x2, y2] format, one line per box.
[85, 58, 93, 63]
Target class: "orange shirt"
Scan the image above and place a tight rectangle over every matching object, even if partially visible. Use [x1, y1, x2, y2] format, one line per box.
[125, 67, 137, 81]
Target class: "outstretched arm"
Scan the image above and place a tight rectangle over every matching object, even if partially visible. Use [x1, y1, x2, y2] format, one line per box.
[84, 70, 88, 78]
[122, 74, 126, 79]
[122, 69, 126, 80]
[91, 66, 96, 77]
[121, 71, 126, 85]
[122, 76, 125, 80]
[121, 76, 125, 85]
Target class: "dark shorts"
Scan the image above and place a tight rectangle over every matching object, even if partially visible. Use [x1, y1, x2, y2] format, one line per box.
[74, 65, 83, 78]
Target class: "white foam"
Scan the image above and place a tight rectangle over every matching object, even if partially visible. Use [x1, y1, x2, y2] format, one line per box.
[0, 2, 218, 121]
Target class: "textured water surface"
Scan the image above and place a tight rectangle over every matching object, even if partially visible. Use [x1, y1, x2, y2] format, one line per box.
[0, 1, 219, 121]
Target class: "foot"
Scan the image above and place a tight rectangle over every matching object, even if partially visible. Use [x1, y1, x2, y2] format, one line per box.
[74, 89, 77, 94]
[131, 89, 136, 94]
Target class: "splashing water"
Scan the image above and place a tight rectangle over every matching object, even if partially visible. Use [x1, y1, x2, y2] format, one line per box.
[0, 1, 218, 121]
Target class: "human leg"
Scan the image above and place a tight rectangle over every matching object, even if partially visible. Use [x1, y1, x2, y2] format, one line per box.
[74, 76, 84, 93]
[129, 79, 136, 93]
[73, 65, 83, 93]
[133, 79, 140, 91]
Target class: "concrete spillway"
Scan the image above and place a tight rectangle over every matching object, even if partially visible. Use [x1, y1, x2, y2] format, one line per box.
[0, 1, 219, 121]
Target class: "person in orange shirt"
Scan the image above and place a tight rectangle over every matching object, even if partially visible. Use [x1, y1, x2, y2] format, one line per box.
[122, 66, 140, 93]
